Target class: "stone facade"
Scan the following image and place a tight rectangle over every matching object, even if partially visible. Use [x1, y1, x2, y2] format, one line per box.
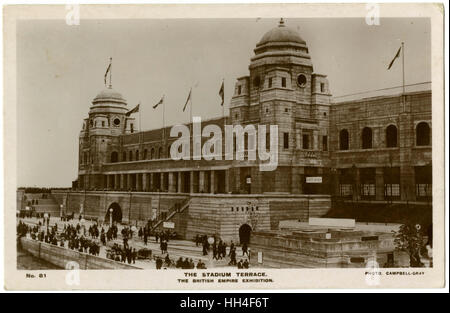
[51, 190, 330, 242]
[249, 229, 396, 268]
[44, 19, 432, 242]
[74, 20, 431, 203]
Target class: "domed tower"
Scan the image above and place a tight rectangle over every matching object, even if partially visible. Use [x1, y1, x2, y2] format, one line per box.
[78, 87, 136, 190]
[230, 19, 331, 194]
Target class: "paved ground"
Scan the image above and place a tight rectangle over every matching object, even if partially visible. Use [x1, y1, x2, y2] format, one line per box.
[19, 216, 248, 269]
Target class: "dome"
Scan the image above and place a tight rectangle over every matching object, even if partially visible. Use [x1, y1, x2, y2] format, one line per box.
[92, 88, 127, 105]
[257, 18, 306, 47]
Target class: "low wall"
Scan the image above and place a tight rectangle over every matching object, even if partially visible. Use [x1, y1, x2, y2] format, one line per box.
[19, 237, 139, 270]
[176, 194, 331, 243]
[51, 190, 188, 223]
[249, 230, 395, 268]
[51, 191, 331, 243]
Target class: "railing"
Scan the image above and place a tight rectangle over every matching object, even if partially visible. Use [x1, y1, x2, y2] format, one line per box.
[333, 81, 431, 103]
[152, 197, 190, 230]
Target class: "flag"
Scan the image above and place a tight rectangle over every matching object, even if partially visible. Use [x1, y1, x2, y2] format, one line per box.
[219, 81, 224, 106]
[387, 46, 401, 70]
[153, 96, 164, 109]
[104, 62, 111, 85]
[182, 89, 191, 112]
[125, 103, 140, 116]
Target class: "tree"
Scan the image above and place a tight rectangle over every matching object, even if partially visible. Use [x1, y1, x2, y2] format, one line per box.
[393, 224, 425, 267]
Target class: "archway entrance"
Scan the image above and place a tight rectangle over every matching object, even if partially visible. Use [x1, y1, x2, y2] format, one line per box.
[239, 224, 252, 245]
[105, 202, 122, 224]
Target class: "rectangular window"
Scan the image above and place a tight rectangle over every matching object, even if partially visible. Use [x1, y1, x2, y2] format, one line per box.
[281, 77, 286, 88]
[322, 135, 328, 151]
[385, 184, 400, 196]
[360, 184, 376, 196]
[238, 85, 241, 95]
[320, 83, 325, 93]
[283, 133, 289, 149]
[302, 134, 309, 149]
[268, 77, 272, 88]
[339, 184, 353, 196]
[416, 184, 432, 197]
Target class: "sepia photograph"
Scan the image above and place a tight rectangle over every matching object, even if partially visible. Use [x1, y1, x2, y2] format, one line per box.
[2, 3, 446, 291]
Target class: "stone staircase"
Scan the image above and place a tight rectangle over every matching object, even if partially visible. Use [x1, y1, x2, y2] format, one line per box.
[25, 194, 60, 215]
[152, 197, 190, 230]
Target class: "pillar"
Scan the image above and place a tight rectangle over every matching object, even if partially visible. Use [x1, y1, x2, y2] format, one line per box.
[149, 173, 154, 191]
[160, 173, 165, 192]
[313, 130, 319, 150]
[210, 171, 216, 194]
[225, 169, 230, 193]
[291, 167, 301, 194]
[400, 166, 416, 201]
[120, 174, 125, 190]
[199, 171, 205, 193]
[178, 172, 183, 193]
[142, 173, 148, 191]
[375, 167, 384, 201]
[353, 168, 360, 201]
[169, 172, 176, 193]
[190, 171, 195, 193]
[298, 167, 305, 194]
[115, 174, 120, 191]
[234, 168, 240, 193]
[250, 167, 262, 194]
[332, 169, 340, 197]
[127, 173, 132, 191]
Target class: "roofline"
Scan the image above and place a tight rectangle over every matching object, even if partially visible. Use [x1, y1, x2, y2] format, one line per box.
[333, 89, 431, 105]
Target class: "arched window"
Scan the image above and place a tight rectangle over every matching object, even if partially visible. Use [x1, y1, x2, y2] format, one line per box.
[110, 151, 118, 163]
[129, 150, 133, 161]
[339, 129, 349, 150]
[362, 127, 372, 149]
[150, 148, 155, 160]
[135, 150, 139, 161]
[386, 125, 398, 148]
[158, 147, 163, 159]
[416, 122, 430, 146]
[122, 151, 126, 162]
[143, 149, 148, 159]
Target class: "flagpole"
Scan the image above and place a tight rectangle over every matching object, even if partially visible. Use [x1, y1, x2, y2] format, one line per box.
[162, 96, 165, 143]
[401, 42, 405, 94]
[222, 79, 225, 120]
[109, 57, 112, 89]
[190, 88, 193, 132]
[139, 101, 141, 133]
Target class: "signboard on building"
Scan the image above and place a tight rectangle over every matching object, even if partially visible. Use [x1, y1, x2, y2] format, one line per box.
[306, 176, 322, 183]
[163, 221, 175, 229]
[258, 251, 263, 264]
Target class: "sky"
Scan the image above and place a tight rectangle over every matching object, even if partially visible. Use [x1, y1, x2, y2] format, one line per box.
[16, 18, 431, 187]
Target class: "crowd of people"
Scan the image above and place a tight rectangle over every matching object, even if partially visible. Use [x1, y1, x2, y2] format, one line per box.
[18, 217, 251, 270]
[107, 243, 137, 264]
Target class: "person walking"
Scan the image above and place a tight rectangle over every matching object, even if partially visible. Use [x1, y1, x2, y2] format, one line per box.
[229, 241, 235, 256]
[242, 242, 249, 257]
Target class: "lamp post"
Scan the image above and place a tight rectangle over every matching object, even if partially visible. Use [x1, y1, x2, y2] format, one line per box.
[128, 190, 132, 224]
[80, 218, 86, 236]
[207, 236, 215, 268]
[109, 208, 113, 227]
